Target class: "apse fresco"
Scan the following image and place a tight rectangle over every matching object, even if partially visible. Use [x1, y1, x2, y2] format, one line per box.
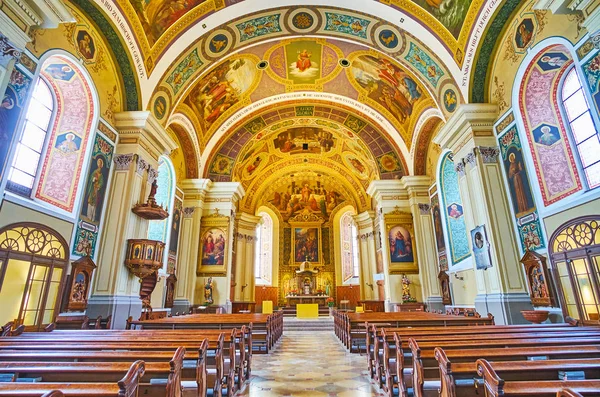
[286, 41, 322, 84]
[349, 54, 423, 129]
[273, 127, 335, 154]
[129, 0, 205, 46]
[412, 0, 471, 39]
[269, 178, 345, 221]
[185, 56, 259, 134]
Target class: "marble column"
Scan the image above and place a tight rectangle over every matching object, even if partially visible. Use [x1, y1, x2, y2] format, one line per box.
[435, 104, 531, 324]
[87, 111, 177, 328]
[195, 182, 244, 310]
[171, 179, 211, 314]
[402, 176, 443, 312]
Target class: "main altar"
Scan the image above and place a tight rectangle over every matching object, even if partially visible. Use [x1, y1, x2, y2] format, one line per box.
[285, 260, 330, 305]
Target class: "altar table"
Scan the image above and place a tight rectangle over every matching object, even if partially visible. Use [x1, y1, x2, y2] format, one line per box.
[286, 295, 328, 305]
[296, 303, 319, 318]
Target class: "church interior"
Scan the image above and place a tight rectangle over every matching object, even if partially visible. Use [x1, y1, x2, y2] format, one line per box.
[1, 0, 600, 396]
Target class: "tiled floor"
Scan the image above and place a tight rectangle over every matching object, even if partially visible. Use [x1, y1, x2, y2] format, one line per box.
[237, 331, 384, 396]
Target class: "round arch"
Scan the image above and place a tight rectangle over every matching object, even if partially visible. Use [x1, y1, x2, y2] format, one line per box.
[332, 204, 358, 286]
[255, 206, 280, 287]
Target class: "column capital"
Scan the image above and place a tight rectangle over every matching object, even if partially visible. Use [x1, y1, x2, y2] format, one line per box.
[182, 178, 212, 207]
[205, 182, 245, 203]
[235, 212, 262, 234]
[434, 104, 498, 159]
[354, 210, 376, 230]
[367, 180, 408, 212]
[114, 111, 178, 162]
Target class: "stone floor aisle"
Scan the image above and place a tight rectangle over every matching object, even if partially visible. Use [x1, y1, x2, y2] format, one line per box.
[237, 331, 384, 397]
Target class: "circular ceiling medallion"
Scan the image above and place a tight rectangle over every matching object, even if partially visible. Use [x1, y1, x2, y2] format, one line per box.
[442, 88, 458, 113]
[205, 29, 233, 58]
[374, 25, 402, 53]
[152, 94, 169, 121]
[288, 8, 318, 33]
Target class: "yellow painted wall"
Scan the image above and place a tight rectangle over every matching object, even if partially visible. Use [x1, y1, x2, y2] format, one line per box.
[389, 274, 422, 304]
[543, 198, 600, 242]
[0, 200, 74, 246]
[450, 269, 477, 306]
[0, 259, 30, 325]
[194, 277, 228, 306]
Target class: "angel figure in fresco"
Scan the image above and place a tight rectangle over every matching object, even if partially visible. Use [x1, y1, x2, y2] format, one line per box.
[85, 157, 105, 223]
[508, 152, 530, 214]
[296, 49, 312, 72]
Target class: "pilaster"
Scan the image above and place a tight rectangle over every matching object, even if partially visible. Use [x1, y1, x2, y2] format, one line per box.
[435, 104, 531, 324]
[234, 212, 261, 302]
[355, 211, 376, 300]
[88, 112, 176, 328]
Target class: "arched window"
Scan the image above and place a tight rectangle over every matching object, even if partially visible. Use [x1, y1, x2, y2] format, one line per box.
[561, 67, 600, 189]
[341, 211, 359, 283]
[7, 55, 97, 213]
[0, 223, 69, 331]
[550, 216, 600, 325]
[255, 212, 273, 285]
[439, 152, 470, 266]
[148, 157, 176, 268]
[6, 79, 53, 194]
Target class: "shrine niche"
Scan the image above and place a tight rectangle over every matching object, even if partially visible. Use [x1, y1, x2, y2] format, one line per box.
[164, 274, 176, 309]
[521, 249, 557, 307]
[64, 254, 96, 312]
[197, 210, 230, 275]
[438, 271, 452, 305]
[385, 208, 418, 274]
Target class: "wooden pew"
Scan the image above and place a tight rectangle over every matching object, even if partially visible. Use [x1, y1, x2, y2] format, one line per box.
[477, 359, 600, 397]
[0, 360, 145, 397]
[558, 390, 585, 397]
[436, 349, 600, 397]
[42, 392, 63, 397]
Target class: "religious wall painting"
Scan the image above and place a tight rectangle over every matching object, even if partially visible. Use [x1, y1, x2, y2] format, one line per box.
[431, 194, 445, 253]
[73, 133, 115, 257]
[286, 40, 321, 84]
[185, 56, 260, 134]
[44, 63, 76, 81]
[443, 89, 457, 113]
[166, 49, 203, 94]
[210, 154, 235, 175]
[385, 210, 418, 274]
[273, 127, 335, 155]
[377, 28, 400, 50]
[342, 152, 369, 179]
[128, 0, 205, 47]
[167, 197, 183, 274]
[471, 225, 492, 270]
[377, 152, 403, 174]
[324, 12, 370, 39]
[269, 178, 345, 222]
[411, 0, 471, 39]
[293, 227, 320, 263]
[515, 18, 534, 49]
[440, 153, 471, 264]
[0, 66, 31, 182]
[236, 14, 282, 42]
[349, 53, 423, 131]
[209, 34, 229, 54]
[76, 29, 96, 60]
[55, 133, 82, 154]
[520, 46, 581, 206]
[405, 42, 443, 87]
[241, 151, 268, 179]
[536, 52, 569, 72]
[498, 125, 545, 252]
[583, 52, 600, 117]
[197, 211, 229, 274]
[201, 228, 226, 265]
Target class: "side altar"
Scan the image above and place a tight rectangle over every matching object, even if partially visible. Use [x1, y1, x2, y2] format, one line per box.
[285, 260, 330, 306]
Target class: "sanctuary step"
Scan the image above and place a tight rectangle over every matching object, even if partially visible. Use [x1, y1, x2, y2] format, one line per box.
[281, 305, 331, 317]
[283, 317, 335, 332]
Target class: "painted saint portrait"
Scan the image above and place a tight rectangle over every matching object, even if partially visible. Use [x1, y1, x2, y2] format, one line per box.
[76, 30, 96, 60]
[185, 57, 258, 133]
[537, 52, 569, 71]
[169, 200, 182, 253]
[82, 155, 109, 223]
[503, 147, 535, 216]
[515, 19, 534, 49]
[533, 125, 561, 146]
[412, 0, 470, 39]
[269, 178, 344, 221]
[294, 228, 320, 263]
[351, 55, 422, 125]
[389, 225, 414, 263]
[44, 64, 75, 81]
[286, 41, 321, 83]
[432, 201, 445, 252]
[201, 228, 226, 266]
[273, 127, 335, 155]
[55, 133, 82, 154]
[447, 203, 463, 219]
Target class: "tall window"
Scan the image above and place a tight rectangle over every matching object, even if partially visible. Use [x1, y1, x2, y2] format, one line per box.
[7, 79, 53, 195]
[148, 157, 175, 268]
[562, 68, 600, 189]
[255, 212, 273, 285]
[341, 212, 359, 283]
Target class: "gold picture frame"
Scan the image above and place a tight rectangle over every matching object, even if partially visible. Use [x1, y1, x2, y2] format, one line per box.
[289, 209, 324, 267]
[197, 211, 230, 275]
[384, 209, 418, 274]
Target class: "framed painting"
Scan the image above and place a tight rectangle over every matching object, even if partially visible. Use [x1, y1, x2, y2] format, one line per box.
[471, 225, 492, 270]
[197, 210, 229, 275]
[384, 209, 418, 274]
[292, 227, 321, 265]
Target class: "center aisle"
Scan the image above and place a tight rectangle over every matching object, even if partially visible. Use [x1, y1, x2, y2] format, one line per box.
[238, 330, 384, 397]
